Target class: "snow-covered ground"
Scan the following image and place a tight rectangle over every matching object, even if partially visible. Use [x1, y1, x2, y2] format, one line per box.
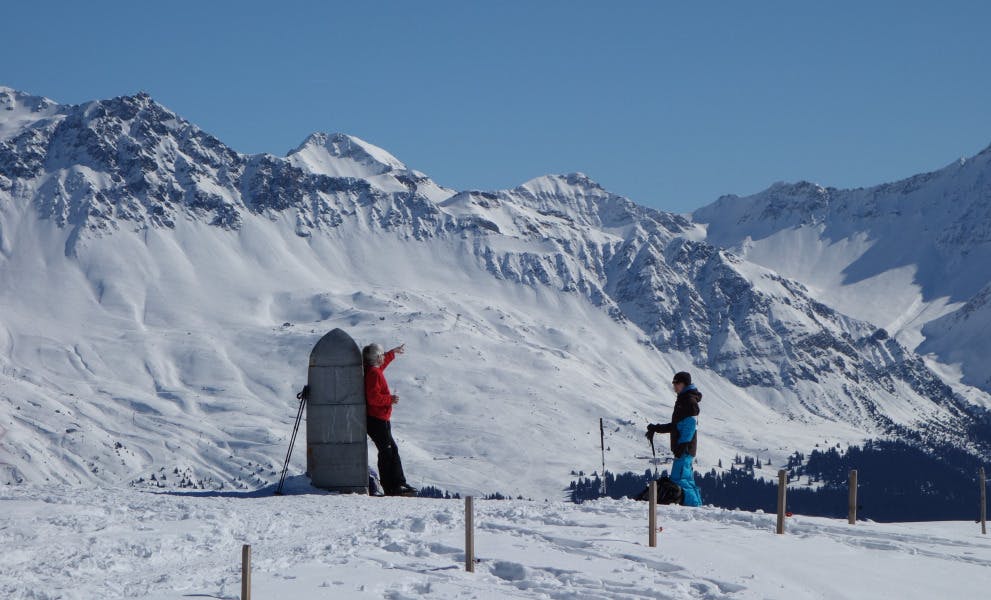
[2, 482, 988, 600]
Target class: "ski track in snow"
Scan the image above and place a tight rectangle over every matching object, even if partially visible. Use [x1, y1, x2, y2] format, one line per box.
[2, 484, 989, 600]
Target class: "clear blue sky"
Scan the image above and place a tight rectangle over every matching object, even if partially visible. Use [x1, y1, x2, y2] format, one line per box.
[4, 1, 990, 212]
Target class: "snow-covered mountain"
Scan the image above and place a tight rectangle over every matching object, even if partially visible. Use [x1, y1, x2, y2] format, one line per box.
[695, 146, 991, 393]
[0, 86, 987, 496]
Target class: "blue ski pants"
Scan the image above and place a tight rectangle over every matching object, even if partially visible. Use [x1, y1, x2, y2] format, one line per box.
[671, 455, 702, 507]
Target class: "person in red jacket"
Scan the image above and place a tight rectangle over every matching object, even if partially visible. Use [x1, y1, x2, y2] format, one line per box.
[363, 342, 417, 496]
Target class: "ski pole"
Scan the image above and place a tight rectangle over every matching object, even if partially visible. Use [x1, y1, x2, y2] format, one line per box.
[641, 414, 658, 478]
[649, 436, 658, 479]
[275, 386, 308, 495]
[599, 417, 607, 496]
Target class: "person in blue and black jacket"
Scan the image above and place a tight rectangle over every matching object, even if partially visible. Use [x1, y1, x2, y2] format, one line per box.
[646, 371, 703, 506]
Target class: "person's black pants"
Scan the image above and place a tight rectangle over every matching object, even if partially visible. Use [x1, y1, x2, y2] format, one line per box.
[367, 416, 408, 493]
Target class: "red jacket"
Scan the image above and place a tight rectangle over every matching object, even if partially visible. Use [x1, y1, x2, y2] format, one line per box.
[365, 350, 396, 421]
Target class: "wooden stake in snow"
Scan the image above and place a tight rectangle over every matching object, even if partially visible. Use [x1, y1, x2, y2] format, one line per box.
[980, 467, 987, 536]
[776, 470, 787, 535]
[241, 544, 251, 600]
[465, 496, 475, 572]
[848, 469, 858, 525]
[648, 480, 658, 547]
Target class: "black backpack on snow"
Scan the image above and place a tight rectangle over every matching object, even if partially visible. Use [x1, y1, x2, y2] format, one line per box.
[632, 477, 684, 505]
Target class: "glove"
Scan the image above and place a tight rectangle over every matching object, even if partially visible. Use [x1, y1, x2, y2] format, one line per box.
[645, 423, 661, 440]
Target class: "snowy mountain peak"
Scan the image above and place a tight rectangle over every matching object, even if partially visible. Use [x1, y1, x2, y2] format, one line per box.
[767, 179, 830, 195]
[508, 172, 693, 235]
[288, 131, 407, 178]
[519, 172, 605, 196]
[0, 86, 57, 112]
[0, 86, 60, 140]
[77, 91, 191, 135]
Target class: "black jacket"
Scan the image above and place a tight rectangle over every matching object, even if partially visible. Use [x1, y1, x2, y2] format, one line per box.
[652, 385, 701, 458]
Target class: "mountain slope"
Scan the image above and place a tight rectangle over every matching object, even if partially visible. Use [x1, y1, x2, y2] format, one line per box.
[694, 144, 991, 392]
[921, 283, 991, 391]
[0, 87, 987, 495]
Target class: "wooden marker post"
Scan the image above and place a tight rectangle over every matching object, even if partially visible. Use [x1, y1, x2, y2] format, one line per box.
[465, 496, 475, 572]
[648, 480, 658, 547]
[241, 544, 251, 600]
[848, 469, 858, 525]
[980, 467, 987, 536]
[776, 470, 787, 534]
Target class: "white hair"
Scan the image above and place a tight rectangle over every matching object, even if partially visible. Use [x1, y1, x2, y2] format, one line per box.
[363, 343, 385, 366]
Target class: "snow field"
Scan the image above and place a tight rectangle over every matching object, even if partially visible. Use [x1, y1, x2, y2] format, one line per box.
[0, 207, 879, 497]
[2, 483, 989, 600]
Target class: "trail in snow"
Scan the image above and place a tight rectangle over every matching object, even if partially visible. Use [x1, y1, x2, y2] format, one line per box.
[1, 482, 989, 600]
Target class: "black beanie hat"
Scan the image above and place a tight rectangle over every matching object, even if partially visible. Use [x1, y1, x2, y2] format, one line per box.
[672, 371, 692, 385]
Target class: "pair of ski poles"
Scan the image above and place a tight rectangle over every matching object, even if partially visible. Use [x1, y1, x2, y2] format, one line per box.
[275, 386, 309, 495]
